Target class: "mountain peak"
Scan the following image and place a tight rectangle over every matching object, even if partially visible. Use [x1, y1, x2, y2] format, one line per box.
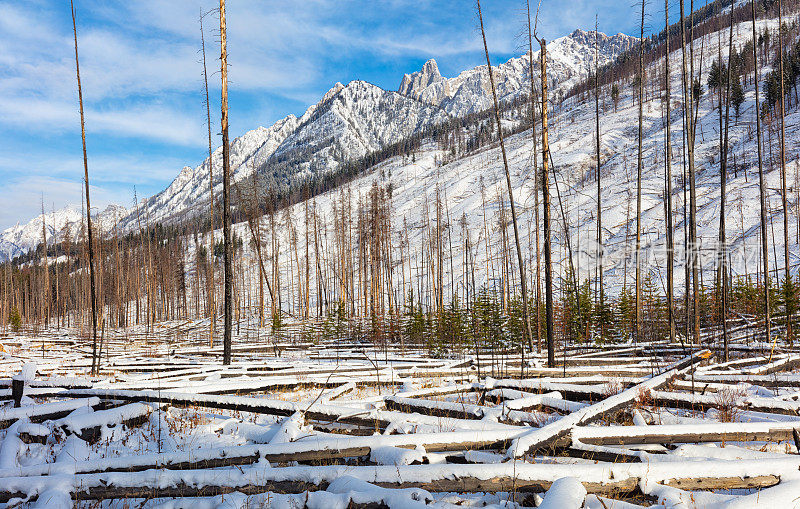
[564, 28, 638, 51]
[323, 82, 345, 102]
[398, 58, 444, 101]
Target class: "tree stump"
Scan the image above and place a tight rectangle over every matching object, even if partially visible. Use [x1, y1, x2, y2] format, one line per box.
[11, 379, 24, 408]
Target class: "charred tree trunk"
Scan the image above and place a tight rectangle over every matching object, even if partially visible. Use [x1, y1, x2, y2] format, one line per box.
[778, 0, 793, 343]
[719, 6, 735, 360]
[594, 18, 604, 339]
[219, 0, 233, 365]
[635, 0, 645, 342]
[752, 0, 771, 344]
[526, 0, 543, 353]
[540, 39, 555, 367]
[71, 0, 99, 376]
[664, 0, 676, 344]
[680, 0, 700, 344]
[477, 0, 534, 355]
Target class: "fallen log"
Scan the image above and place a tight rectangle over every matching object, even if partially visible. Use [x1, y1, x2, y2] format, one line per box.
[693, 373, 800, 388]
[486, 389, 588, 413]
[0, 397, 101, 429]
[58, 402, 155, 443]
[507, 350, 711, 457]
[0, 428, 529, 478]
[2, 456, 793, 503]
[63, 388, 512, 433]
[648, 390, 800, 416]
[384, 395, 551, 425]
[64, 388, 387, 428]
[0, 378, 91, 389]
[572, 420, 800, 445]
[490, 379, 608, 402]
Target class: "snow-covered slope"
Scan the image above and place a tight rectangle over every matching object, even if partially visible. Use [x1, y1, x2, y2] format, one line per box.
[125, 29, 635, 231]
[398, 29, 638, 116]
[264, 80, 450, 186]
[119, 114, 299, 229]
[213, 15, 796, 313]
[0, 204, 127, 263]
[120, 81, 449, 229]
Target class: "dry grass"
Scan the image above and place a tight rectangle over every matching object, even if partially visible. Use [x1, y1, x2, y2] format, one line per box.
[714, 386, 746, 423]
[602, 378, 624, 398]
[633, 387, 654, 409]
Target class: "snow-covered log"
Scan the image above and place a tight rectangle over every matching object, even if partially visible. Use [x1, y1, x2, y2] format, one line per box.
[1, 456, 794, 503]
[507, 350, 711, 457]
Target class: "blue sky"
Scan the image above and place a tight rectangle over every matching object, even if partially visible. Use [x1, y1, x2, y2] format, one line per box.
[0, 0, 670, 230]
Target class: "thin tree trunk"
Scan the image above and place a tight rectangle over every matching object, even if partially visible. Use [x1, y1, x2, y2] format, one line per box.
[778, 0, 793, 343]
[539, 36, 555, 367]
[40, 199, 49, 328]
[200, 10, 216, 349]
[219, 0, 233, 365]
[635, 0, 645, 343]
[664, 0, 676, 344]
[751, 0, 771, 344]
[71, 0, 99, 376]
[680, 0, 699, 344]
[719, 5, 735, 360]
[594, 17, 604, 339]
[526, 0, 542, 353]
[477, 0, 534, 355]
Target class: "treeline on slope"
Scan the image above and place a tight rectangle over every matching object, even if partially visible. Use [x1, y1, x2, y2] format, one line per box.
[763, 26, 800, 110]
[246, 269, 797, 362]
[567, 0, 782, 103]
[2, 221, 200, 331]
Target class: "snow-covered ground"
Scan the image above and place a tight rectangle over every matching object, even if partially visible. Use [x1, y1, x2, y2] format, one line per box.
[1, 324, 800, 508]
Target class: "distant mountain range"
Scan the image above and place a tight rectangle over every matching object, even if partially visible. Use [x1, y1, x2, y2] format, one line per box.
[1, 28, 636, 263]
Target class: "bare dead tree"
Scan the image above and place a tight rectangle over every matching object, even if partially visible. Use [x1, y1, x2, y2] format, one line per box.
[40, 197, 49, 328]
[526, 0, 543, 352]
[219, 0, 233, 365]
[664, 0, 676, 344]
[680, 0, 700, 344]
[477, 0, 534, 356]
[71, 0, 99, 375]
[719, 4, 735, 360]
[594, 16, 604, 338]
[751, 0, 771, 345]
[531, 2, 555, 367]
[635, 0, 645, 342]
[200, 9, 216, 349]
[777, 0, 793, 342]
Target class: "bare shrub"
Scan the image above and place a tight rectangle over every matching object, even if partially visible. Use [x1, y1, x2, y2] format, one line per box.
[634, 386, 653, 409]
[714, 386, 746, 422]
[602, 379, 624, 398]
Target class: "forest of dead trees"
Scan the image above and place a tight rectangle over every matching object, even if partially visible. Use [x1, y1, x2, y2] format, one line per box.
[2, 0, 800, 370]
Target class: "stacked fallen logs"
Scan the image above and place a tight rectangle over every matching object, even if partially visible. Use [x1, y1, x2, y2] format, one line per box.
[4, 347, 800, 507]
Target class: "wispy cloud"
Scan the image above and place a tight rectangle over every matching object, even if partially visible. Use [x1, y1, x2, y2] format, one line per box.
[1, 0, 646, 231]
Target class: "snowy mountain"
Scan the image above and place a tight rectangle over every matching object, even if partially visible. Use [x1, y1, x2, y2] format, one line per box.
[398, 29, 638, 116]
[263, 81, 450, 186]
[0, 204, 127, 263]
[118, 114, 300, 229]
[119, 81, 449, 229]
[120, 29, 635, 231]
[217, 13, 796, 312]
[4, 28, 637, 264]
